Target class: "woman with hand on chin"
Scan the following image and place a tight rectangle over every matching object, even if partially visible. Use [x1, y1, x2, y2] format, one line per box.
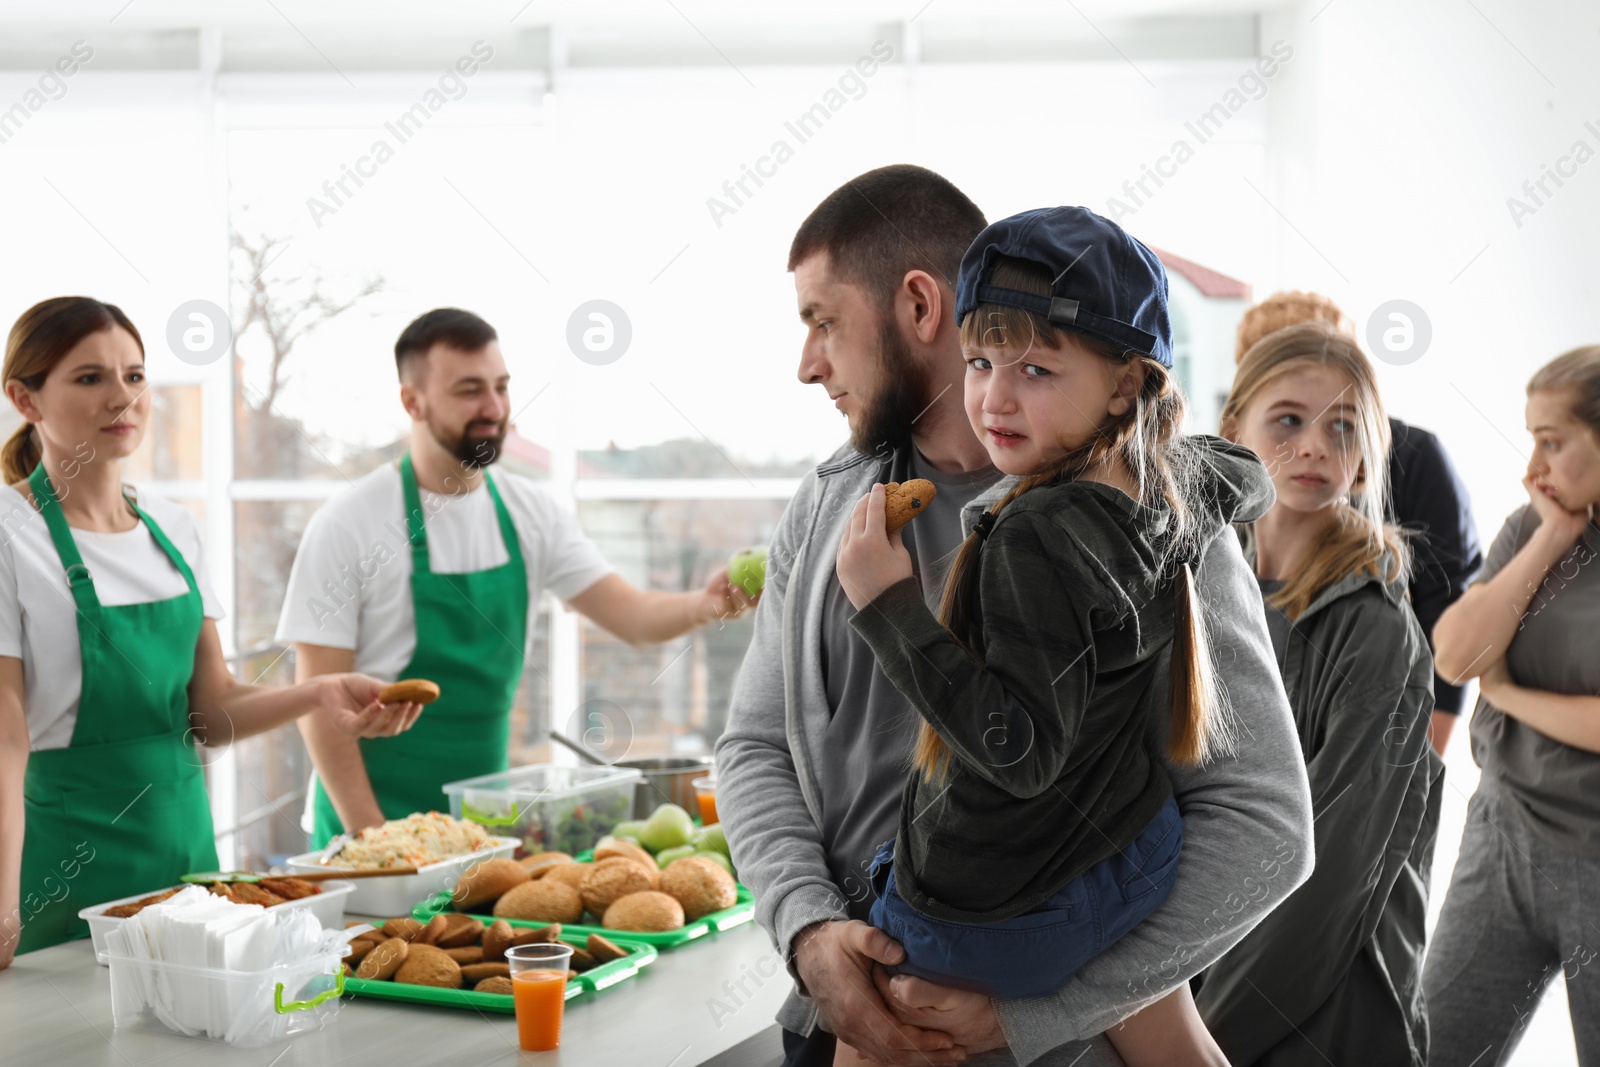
[0, 297, 425, 967]
[1427, 345, 1600, 1062]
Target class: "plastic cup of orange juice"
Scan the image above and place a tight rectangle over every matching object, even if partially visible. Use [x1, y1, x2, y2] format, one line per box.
[507, 942, 575, 1051]
[693, 774, 718, 826]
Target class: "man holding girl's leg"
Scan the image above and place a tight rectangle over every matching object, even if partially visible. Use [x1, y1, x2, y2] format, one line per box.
[715, 165, 1314, 1066]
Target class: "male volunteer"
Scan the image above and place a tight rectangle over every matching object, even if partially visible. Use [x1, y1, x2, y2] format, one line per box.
[279, 308, 755, 845]
[715, 165, 1315, 1066]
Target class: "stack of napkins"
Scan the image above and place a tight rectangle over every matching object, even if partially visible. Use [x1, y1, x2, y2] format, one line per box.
[104, 885, 349, 1045]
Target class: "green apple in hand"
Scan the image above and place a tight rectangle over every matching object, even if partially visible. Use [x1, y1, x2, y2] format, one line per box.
[727, 547, 768, 598]
[638, 803, 696, 853]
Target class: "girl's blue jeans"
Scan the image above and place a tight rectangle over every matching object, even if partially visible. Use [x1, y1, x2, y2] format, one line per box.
[866, 794, 1184, 1000]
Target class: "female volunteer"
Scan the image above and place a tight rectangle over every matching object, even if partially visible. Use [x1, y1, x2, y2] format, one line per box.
[0, 296, 424, 966]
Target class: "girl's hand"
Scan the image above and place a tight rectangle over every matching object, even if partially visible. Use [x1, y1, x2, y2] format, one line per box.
[837, 485, 914, 611]
[319, 674, 424, 738]
[1479, 657, 1515, 705]
[1523, 471, 1591, 548]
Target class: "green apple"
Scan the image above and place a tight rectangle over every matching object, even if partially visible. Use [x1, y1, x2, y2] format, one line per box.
[727, 547, 768, 598]
[637, 803, 696, 853]
[612, 820, 648, 842]
[694, 849, 734, 876]
[655, 844, 698, 868]
[691, 823, 730, 859]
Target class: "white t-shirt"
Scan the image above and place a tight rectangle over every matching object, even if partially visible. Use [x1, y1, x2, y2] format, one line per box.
[274, 464, 613, 679]
[0, 485, 225, 752]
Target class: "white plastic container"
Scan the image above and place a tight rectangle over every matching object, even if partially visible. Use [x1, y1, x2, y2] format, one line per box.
[284, 837, 517, 916]
[106, 945, 345, 1048]
[442, 764, 642, 857]
[80, 880, 356, 967]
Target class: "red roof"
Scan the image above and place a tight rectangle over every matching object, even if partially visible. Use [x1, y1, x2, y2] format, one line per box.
[503, 427, 612, 477]
[1151, 247, 1250, 300]
[504, 427, 549, 469]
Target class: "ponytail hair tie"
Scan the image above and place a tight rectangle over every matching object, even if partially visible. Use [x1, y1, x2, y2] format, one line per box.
[972, 512, 996, 540]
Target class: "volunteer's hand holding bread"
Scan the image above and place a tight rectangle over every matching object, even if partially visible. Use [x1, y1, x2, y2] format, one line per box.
[315, 673, 434, 739]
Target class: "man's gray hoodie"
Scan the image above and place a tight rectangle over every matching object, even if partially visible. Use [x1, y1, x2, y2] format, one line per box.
[715, 439, 1315, 1066]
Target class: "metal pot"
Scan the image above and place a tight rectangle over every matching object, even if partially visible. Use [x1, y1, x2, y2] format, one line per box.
[615, 756, 713, 820]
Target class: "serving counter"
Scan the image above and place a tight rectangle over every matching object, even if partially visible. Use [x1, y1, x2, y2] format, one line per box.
[0, 913, 789, 1067]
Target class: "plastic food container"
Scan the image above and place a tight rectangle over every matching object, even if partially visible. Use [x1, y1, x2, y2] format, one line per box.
[80, 881, 356, 967]
[442, 764, 642, 857]
[284, 837, 517, 916]
[106, 944, 345, 1047]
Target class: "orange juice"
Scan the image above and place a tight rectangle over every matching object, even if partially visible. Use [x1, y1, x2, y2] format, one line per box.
[696, 790, 719, 826]
[512, 969, 568, 1051]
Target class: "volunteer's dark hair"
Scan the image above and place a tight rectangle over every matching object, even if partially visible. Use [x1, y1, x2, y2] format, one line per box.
[914, 256, 1234, 785]
[3, 296, 143, 484]
[394, 308, 497, 379]
[788, 164, 987, 307]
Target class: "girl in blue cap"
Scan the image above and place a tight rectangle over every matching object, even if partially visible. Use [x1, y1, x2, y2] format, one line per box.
[835, 206, 1267, 1065]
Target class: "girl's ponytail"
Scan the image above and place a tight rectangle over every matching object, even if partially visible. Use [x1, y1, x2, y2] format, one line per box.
[1167, 559, 1230, 767]
[1, 422, 41, 484]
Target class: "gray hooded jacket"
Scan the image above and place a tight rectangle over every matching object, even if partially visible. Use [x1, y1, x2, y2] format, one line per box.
[1195, 528, 1442, 1066]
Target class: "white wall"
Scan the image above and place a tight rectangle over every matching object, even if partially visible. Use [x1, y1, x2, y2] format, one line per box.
[1260, 0, 1600, 550]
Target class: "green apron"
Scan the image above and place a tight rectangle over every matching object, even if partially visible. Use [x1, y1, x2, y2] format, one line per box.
[17, 463, 216, 954]
[311, 454, 529, 846]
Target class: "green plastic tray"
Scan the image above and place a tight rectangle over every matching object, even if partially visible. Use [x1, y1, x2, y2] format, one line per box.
[411, 883, 755, 949]
[344, 931, 656, 1014]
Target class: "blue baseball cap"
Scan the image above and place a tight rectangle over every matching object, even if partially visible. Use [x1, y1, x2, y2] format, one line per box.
[954, 206, 1173, 368]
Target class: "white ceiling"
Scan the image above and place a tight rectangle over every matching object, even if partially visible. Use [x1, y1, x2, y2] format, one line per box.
[0, 1, 1293, 70]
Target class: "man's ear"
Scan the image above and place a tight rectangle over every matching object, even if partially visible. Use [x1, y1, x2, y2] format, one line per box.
[900, 270, 945, 347]
[398, 379, 424, 422]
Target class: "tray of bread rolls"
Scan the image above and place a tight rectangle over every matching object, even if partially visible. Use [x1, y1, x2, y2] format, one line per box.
[341, 914, 655, 1013]
[409, 844, 755, 949]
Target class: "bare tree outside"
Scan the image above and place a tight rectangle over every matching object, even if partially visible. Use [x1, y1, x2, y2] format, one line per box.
[225, 225, 388, 868]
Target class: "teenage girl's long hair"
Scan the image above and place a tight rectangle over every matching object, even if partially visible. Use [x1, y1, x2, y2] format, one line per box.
[912, 257, 1234, 785]
[1220, 322, 1408, 621]
[3, 297, 143, 484]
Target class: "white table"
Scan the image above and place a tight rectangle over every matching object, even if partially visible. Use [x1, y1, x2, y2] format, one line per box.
[0, 917, 790, 1067]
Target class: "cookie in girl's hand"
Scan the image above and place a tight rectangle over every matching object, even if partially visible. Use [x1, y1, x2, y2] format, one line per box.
[883, 480, 937, 533]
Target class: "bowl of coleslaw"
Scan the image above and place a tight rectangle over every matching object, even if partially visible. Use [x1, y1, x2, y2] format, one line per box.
[283, 812, 517, 915]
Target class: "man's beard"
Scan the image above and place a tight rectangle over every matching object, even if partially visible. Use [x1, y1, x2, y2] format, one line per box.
[850, 318, 932, 458]
[432, 417, 507, 468]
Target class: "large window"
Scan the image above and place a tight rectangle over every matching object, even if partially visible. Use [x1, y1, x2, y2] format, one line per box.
[1, 29, 1274, 872]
